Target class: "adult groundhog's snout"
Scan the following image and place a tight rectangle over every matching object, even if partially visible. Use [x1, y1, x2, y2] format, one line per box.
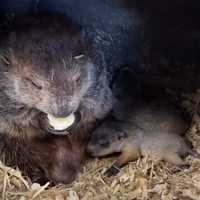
[46, 92, 80, 118]
[52, 105, 75, 118]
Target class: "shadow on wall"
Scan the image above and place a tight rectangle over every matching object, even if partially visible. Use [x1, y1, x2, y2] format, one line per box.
[1, 0, 200, 65]
[1, 0, 200, 94]
[0, 0, 140, 74]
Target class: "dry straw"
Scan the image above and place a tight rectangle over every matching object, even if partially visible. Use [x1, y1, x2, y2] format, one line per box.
[0, 75, 200, 200]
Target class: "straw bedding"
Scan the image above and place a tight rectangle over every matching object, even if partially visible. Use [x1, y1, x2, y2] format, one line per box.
[0, 90, 200, 200]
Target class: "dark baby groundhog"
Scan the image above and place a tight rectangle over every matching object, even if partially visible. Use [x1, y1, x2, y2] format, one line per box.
[87, 102, 197, 176]
[0, 14, 114, 183]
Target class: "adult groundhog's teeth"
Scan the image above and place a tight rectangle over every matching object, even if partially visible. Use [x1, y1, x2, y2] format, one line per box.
[47, 113, 75, 131]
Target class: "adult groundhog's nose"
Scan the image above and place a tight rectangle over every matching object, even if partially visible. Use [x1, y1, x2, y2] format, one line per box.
[55, 101, 78, 118]
[54, 103, 77, 118]
[55, 109, 73, 118]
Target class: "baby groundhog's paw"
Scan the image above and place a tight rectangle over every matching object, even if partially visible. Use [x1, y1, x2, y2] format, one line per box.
[104, 165, 121, 177]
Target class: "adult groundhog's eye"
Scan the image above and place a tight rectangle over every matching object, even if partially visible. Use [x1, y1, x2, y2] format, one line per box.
[99, 139, 110, 148]
[76, 76, 82, 85]
[24, 78, 42, 90]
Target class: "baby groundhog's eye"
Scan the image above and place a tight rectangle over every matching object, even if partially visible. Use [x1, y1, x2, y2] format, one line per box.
[99, 139, 110, 148]
[24, 78, 42, 90]
[117, 131, 128, 140]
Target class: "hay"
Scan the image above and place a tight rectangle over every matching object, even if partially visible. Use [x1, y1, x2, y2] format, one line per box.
[0, 129, 200, 197]
[1, 152, 200, 200]
[0, 73, 200, 200]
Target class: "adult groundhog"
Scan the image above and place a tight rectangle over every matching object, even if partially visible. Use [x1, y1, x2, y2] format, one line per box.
[0, 14, 114, 183]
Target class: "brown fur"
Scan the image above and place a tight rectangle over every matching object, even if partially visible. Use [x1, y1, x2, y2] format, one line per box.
[0, 111, 97, 184]
[0, 14, 113, 183]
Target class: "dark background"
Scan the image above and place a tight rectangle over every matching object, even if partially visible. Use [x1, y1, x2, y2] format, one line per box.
[0, 0, 200, 96]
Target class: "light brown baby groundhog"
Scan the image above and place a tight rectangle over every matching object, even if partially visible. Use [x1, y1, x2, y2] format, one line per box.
[87, 103, 198, 176]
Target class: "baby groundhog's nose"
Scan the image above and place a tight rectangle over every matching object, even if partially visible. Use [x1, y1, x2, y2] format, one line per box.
[86, 144, 96, 156]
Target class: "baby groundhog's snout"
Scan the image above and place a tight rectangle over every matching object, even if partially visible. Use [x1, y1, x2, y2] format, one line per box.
[87, 144, 97, 156]
[87, 136, 111, 156]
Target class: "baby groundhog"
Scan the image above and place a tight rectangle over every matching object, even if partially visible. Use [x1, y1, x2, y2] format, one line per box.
[87, 104, 196, 176]
[0, 14, 114, 183]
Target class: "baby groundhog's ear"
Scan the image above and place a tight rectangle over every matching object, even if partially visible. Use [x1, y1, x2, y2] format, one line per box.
[117, 130, 128, 140]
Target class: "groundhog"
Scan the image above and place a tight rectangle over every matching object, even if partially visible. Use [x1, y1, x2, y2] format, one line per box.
[0, 133, 82, 184]
[87, 102, 197, 176]
[0, 14, 114, 183]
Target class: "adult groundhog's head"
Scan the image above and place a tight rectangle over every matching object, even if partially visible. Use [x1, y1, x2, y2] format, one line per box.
[3, 16, 95, 119]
